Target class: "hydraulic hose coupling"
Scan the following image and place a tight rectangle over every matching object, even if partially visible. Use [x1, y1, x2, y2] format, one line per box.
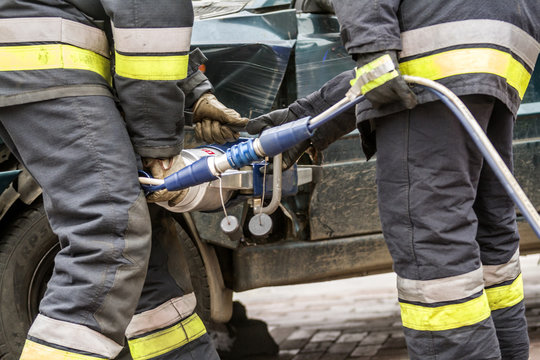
[225, 138, 259, 168]
[257, 116, 313, 156]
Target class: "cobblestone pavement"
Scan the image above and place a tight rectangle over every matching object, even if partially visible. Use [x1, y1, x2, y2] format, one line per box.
[234, 255, 540, 360]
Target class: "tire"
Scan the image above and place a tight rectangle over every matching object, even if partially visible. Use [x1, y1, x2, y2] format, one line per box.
[0, 203, 214, 360]
[173, 221, 212, 323]
[0, 202, 57, 360]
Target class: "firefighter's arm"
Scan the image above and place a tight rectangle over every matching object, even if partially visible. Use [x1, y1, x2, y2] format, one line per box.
[332, 0, 416, 109]
[100, 0, 193, 159]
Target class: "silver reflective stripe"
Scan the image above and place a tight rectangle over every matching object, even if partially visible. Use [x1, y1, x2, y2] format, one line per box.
[483, 249, 521, 287]
[28, 314, 123, 358]
[112, 23, 192, 53]
[125, 293, 197, 338]
[397, 267, 484, 304]
[400, 19, 540, 69]
[0, 17, 109, 58]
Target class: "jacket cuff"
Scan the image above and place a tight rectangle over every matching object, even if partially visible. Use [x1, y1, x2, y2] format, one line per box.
[135, 141, 183, 159]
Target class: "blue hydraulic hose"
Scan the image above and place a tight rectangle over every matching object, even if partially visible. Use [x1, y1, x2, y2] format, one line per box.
[422, 85, 540, 239]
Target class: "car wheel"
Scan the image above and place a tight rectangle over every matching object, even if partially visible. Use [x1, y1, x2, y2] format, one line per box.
[0, 202, 56, 360]
[0, 202, 214, 360]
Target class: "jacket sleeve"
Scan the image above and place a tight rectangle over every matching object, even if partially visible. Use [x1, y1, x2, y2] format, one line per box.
[331, 0, 402, 55]
[289, 70, 357, 151]
[100, 0, 194, 158]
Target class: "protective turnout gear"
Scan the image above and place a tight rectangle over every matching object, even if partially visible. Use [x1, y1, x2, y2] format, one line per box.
[247, 71, 359, 169]
[193, 92, 249, 144]
[0, 1, 219, 359]
[332, 0, 540, 358]
[143, 155, 188, 206]
[352, 51, 416, 109]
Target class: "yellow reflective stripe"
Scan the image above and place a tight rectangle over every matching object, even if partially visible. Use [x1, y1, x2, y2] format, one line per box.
[486, 273, 524, 311]
[128, 313, 206, 360]
[400, 291, 491, 332]
[0, 44, 111, 84]
[399, 48, 531, 99]
[20, 340, 105, 360]
[115, 51, 188, 81]
[362, 70, 398, 93]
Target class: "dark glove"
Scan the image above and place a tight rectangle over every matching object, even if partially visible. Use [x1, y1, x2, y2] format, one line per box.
[246, 109, 315, 171]
[193, 93, 249, 144]
[352, 51, 417, 109]
[142, 155, 188, 206]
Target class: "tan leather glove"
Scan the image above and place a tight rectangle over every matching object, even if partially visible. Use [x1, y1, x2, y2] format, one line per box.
[143, 155, 188, 206]
[192, 93, 248, 144]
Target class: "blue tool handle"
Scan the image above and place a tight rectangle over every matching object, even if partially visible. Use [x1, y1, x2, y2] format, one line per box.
[164, 157, 217, 191]
[258, 117, 313, 157]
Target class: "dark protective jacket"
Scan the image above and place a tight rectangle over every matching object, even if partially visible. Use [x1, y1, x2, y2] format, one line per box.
[332, 0, 540, 122]
[0, 0, 212, 158]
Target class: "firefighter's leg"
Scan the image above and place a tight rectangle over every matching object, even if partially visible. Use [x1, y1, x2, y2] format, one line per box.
[374, 95, 501, 360]
[474, 100, 528, 359]
[125, 207, 220, 360]
[0, 96, 151, 360]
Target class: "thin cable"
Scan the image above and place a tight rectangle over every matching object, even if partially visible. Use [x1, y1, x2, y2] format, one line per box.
[259, 160, 268, 224]
[216, 175, 229, 222]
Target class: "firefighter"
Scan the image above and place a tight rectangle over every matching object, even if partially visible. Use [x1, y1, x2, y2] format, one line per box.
[0, 1, 247, 359]
[248, 1, 540, 358]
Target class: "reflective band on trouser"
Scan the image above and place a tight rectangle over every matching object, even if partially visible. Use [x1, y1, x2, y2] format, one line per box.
[486, 273, 524, 311]
[128, 313, 207, 360]
[20, 340, 106, 360]
[112, 24, 192, 54]
[0, 44, 111, 84]
[400, 291, 491, 331]
[400, 19, 540, 69]
[115, 51, 189, 81]
[399, 48, 532, 99]
[483, 249, 521, 287]
[397, 267, 484, 304]
[27, 314, 123, 359]
[126, 293, 197, 338]
[0, 17, 109, 57]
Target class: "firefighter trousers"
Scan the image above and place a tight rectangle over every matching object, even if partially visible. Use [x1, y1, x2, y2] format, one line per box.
[0, 96, 218, 360]
[375, 94, 528, 360]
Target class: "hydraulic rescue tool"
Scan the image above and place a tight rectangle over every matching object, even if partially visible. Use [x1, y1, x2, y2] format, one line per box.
[139, 77, 540, 240]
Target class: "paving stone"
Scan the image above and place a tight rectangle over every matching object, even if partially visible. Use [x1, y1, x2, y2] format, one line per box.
[292, 352, 323, 360]
[328, 342, 356, 354]
[311, 331, 341, 342]
[271, 327, 297, 344]
[350, 345, 380, 357]
[319, 353, 348, 360]
[336, 332, 368, 343]
[281, 338, 309, 350]
[360, 332, 389, 346]
[301, 341, 332, 353]
[288, 329, 316, 340]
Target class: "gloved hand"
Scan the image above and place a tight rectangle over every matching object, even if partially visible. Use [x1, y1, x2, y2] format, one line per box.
[246, 108, 316, 171]
[143, 155, 188, 206]
[193, 93, 249, 144]
[352, 50, 417, 109]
